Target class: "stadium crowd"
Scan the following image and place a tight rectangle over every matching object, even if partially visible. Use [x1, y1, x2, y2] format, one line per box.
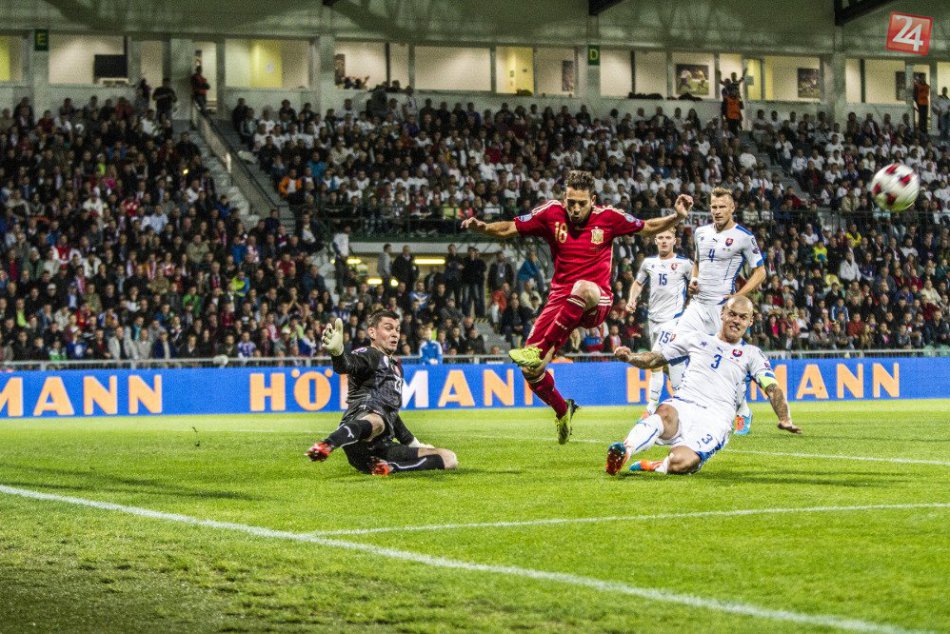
[0, 84, 948, 365]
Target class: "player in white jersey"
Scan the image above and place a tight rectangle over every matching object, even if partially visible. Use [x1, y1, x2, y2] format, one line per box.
[627, 229, 693, 414]
[605, 297, 801, 475]
[678, 187, 765, 435]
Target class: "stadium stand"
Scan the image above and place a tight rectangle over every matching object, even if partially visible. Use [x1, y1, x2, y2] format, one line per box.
[230, 86, 949, 356]
[1, 79, 948, 365]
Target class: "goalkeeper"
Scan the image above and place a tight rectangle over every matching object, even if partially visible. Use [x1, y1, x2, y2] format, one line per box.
[306, 309, 458, 476]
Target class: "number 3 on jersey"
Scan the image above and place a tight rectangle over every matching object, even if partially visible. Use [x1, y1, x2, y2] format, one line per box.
[710, 354, 722, 369]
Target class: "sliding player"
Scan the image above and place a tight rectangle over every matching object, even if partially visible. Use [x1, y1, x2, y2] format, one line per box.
[607, 297, 800, 475]
[306, 310, 457, 475]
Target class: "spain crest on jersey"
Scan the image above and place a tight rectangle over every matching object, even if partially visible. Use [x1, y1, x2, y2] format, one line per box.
[590, 227, 604, 244]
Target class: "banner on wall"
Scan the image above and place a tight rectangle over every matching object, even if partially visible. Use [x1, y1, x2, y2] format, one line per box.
[885, 13, 932, 55]
[0, 358, 946, 419]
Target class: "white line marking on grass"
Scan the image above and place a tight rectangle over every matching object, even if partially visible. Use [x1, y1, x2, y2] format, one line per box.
[307, 503, 950, 537]
[464, 434, 950, 466]
[0, 485, 931, 634]
[727, 450, 950, 467]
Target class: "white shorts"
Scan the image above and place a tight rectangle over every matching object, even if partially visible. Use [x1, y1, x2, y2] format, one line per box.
[675, 301, 721, 338]
[649, 319, 663, 348]
[658, 397, 732, 471]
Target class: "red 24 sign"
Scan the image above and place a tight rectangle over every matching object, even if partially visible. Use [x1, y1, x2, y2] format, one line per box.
[886, 12, 932, 55]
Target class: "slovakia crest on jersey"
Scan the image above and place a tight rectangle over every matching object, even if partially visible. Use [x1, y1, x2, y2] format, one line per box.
[725, 238, 734, 246]
[732, 349, 743, 357]
[590, 227, 604, 244]
[671, 263, 678, 270]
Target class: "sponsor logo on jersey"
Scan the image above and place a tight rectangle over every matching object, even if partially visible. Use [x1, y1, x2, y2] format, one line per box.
[725, 238, 734, 246]
[590, 227, 604, 244]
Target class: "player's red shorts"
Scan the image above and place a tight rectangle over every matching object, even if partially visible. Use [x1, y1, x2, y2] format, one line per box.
[526, 293, 613, 349]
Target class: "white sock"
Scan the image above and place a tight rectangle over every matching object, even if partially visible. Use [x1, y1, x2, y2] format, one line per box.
[648, 369, 665, 406]
[737, 398, 751, 419]
[624, 414, 663, 455]
[654, 456, 671, 474]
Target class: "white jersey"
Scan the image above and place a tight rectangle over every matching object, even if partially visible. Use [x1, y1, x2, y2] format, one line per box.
[650, 318, 679, 352]
[659, 332, 774, 422]
[692, 223, 763, 305]
[635, 255, 693, 323]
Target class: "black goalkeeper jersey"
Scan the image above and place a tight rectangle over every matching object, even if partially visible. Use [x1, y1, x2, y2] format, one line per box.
[332, 346, 405, 419]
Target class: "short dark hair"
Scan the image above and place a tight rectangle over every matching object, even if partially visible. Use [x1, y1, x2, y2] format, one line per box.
[565, 169, 595, 192]
[368, 309, 400, 328]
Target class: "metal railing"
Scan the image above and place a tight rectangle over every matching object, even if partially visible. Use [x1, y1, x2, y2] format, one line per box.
[191, 109, 287, 221]
[1, 348, 945, 372]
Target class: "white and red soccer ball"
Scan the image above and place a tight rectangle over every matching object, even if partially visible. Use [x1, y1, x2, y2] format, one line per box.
[870, 163, 920, 212]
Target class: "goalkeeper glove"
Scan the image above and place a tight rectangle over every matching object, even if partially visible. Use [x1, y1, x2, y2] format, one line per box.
[321, 317, 344, 356]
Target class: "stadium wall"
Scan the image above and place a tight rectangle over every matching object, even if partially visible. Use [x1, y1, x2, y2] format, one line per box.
[0, 358, 946, 418]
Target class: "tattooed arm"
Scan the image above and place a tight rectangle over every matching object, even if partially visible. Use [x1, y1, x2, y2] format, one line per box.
[613, 347, 668, 370]
[765, 383, 801, 434]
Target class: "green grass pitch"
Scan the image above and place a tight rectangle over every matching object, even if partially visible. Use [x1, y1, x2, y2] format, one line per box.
[0, 400, 947, 633]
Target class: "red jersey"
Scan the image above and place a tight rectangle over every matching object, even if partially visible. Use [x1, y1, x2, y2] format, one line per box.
[514, 200, 644, 300]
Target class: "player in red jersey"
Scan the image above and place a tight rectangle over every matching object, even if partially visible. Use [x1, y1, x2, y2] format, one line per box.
[462, 170, 692, 443]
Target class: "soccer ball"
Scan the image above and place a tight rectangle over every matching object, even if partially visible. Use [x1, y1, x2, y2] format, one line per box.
[870, 163, 920, 212]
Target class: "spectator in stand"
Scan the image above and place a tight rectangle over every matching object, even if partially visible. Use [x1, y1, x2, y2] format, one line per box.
[418, 324, 442, 364]
[913, 76, 930, 135]
[377, 243, 393, 290]
[190, 66, 210, 115]
[488, 251, 515, 293]
[460, 246, 486, 318]
[392, 244, 419, 289]
[153, 77, 177, 121]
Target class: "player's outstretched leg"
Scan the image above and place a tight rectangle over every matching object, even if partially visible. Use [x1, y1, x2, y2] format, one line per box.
[734, 391, 753, 435]
[525, 368, 576, 444]
[373, 449, 458, 476]
[605, 413, 664, 474]
[306, 417, 378, 462]
[512, 281, 599, 370]
[631, 446, 700, 475]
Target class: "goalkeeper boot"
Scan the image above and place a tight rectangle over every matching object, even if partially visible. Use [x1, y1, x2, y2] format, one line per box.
[733, 411, 753, 436]
[555, 399, 579, 445]
[508, 345, 544, 369]
[605, 442, 629, 475]
[629, 459, 663, 473]
[305, 441, 334, 462]
[370, 459, 392, 476]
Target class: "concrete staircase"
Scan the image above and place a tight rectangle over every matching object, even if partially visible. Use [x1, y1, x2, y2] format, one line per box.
[190, 133, 259, 228]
